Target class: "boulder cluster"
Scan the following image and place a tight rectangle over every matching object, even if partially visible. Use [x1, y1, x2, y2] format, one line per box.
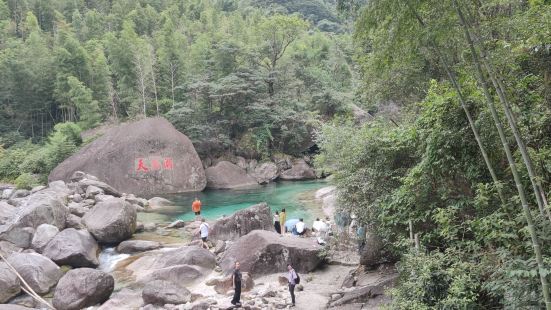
[204, 155, 318, 190]
[0, 172, 138, 309]
[0, 174, 330, 310]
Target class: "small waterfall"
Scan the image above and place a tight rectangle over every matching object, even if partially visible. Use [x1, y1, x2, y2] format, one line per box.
[98, 247, 130, 273]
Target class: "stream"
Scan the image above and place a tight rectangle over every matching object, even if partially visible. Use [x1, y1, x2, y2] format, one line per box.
[102, 180, 329, 273]
[139, 180, 329, 224]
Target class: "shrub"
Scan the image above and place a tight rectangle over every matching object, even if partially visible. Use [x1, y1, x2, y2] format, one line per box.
[15, 173, 38, 189]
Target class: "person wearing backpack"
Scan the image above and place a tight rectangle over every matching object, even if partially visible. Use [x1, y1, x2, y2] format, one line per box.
[287, 263, 300, 307]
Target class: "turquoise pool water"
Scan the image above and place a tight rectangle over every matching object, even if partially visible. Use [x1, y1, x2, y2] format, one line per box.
[157, 180, 328, 223]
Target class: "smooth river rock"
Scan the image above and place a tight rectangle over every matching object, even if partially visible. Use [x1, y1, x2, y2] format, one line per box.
[205, 161, 258, 189]
[31, 223, 59, 253]
[279, 159, 316, 180]
[83, 198, 136, 243]
[53, 268, 114, 310]
[142, 280, 191, 305]
[7, 252, 62, 294]
[116, 240, 162, 254]
[43, 228, 99, 268]
[0, 262, 20, 303]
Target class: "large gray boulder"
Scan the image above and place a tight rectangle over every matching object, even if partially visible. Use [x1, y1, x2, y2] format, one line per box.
[0, 189, 68, 248]
[279, 159, 316, 180]
[7, 252, 62, 294]
[220, 230, 322, 278]
[31, 223, 59, 253]
[205, 161, 258, 189]
[43, 228, 99, 268]
[142, 280, 191, 305]
[360, 232, 394, 268]
[53, 268, 114, 310]
[0, 262, 20, 303]
[125, 247, 215, 286]
[249, 162, 279, 184]
[49, 117, 207, 195]
[209, 203, 273, 241]
[82, 198, 136, 243]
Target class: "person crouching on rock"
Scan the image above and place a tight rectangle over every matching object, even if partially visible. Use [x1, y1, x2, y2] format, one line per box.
[274, 211, 281, 234]
[198, 218, 210, 249]
[192, 197, 202, 217]
[295, 218, 305, 236]
[231, 261, 242, 306]
[287, 264, 298, 307]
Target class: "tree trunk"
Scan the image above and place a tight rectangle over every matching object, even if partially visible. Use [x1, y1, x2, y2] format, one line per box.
[482, 58, 551, 222]
[453, 1, 551, 307]
[170, 61, 176, 109]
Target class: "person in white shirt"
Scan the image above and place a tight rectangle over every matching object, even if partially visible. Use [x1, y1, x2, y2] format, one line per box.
[295, 218, 305, 236]
[287, 264, 298, 307]
[198, 218, 210, 249]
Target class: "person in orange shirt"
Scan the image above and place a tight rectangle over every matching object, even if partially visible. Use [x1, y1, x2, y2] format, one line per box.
[192, 197, 202, 216]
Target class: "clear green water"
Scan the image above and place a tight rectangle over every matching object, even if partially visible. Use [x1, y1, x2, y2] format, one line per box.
[156, 180, 328, 223]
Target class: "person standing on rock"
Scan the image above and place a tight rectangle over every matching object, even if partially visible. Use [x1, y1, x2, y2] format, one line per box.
[287, 264, 298, 307]
[357, 225, 366, 252]
[274, 211, 281, 234]
[199, 218, 210, 249]
[279, 208, 287, 233]
[231, 261, 242, 306]
[192, 197, 202, 217]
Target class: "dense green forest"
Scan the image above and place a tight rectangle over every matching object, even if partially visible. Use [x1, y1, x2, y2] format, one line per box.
[0, 0, 355, 185]
[4, 0, 551, 308]
[317, 0, 551, 308]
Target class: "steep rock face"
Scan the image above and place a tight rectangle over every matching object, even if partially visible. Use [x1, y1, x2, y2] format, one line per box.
[82, 198, 136, 244]
[205, 161, 258, 189]
[220, 230, 323, 278]
[49, 117, 207, 195]
[209, 203, 273, 241]
[53, 268, 114, 310]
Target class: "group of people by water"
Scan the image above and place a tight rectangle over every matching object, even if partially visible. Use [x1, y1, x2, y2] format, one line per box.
[189, 197, 364, 308]
[273, 209, 333, 243]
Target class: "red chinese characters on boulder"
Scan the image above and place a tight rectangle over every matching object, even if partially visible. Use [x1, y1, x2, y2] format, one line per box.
[135, 157, 174, 172]
[136, 158, 149, 172]
[163, 158, 173, 170]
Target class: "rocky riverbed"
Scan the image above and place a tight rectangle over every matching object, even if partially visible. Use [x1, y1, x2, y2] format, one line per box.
[0, 173, 395, 310]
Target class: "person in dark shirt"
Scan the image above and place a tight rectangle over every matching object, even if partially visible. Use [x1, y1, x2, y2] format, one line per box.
[231, 261, 242, 306]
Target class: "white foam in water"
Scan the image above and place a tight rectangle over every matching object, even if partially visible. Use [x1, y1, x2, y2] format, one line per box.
[98, 247, 130, 272]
